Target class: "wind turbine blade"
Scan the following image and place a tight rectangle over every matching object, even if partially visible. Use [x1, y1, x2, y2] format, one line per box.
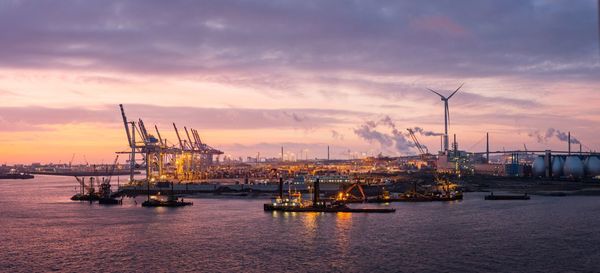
[447, 83, 463, 99]
[427, 88, 445, 98]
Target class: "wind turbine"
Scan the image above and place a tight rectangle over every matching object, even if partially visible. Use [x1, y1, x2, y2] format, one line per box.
[427, 83, 463, 152]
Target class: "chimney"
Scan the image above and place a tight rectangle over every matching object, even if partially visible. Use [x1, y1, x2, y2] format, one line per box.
[313, 178, 320, 206]
[278, 178, 283, 199]
[568, 132, 571, 155]
[453, 134, 458, 153]
[486, 132, 490, 164]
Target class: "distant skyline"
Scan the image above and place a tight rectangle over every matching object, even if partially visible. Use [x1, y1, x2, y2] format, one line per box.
[1, 0, 599, 164]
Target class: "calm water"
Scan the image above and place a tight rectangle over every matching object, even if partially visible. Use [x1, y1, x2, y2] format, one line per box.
[1, 175, 600, 273]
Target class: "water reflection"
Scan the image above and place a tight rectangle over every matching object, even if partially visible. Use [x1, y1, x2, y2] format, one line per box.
[334, 212, 352, 253]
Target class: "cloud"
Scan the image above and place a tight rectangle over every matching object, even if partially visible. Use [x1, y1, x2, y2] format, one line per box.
[0, 0, 597, 80]
[222, 142, 344, 159]
[0, 104, 366, 131]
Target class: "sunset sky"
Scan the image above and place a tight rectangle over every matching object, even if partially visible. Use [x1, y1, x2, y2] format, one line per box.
[1, 0, 599, 164]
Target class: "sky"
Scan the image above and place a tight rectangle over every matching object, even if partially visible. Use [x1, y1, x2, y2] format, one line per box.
[0, 0, 599, 164]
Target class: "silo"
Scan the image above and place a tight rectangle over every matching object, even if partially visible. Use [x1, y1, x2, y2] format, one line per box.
[584, 156, 600, 177]
[551, 156, 564, 177]
[563, 156, 584, 179]
[532, 156, 546, 177]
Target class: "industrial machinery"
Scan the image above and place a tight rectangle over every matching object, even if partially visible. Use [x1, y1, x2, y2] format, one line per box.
[118, 104, 223, 183]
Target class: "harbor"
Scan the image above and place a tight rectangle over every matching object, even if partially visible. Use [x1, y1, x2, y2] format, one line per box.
[2, 175, 600, 272]
[1, 1, 599, 272]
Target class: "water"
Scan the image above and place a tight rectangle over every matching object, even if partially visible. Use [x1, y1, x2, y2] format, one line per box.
[1, 175, 600, 273]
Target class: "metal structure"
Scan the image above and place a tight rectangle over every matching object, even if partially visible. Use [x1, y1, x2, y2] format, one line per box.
[118, 104, 223, 183]
[407, 128, 429, 155]
[427, 83, 463, 153]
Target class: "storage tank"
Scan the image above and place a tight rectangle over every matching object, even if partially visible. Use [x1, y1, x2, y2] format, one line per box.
[532, 156, 546, 177]
[551, 156, 564, 177]
[584, 156, 600, 177]
[563, 156, 584, 178]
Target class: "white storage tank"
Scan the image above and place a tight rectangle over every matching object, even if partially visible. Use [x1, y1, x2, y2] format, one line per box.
[563, 156, 584, 178]
[584, 156, 600, 177]
[551, 156, 564, 177]
[532, 156, 546, 177]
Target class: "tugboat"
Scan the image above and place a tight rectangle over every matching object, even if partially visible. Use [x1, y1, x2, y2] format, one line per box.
[98, 178, 122, 205]
[141, 181, 193, 207]
[71, 176, 100, 202]
[264, 178, 395, 213]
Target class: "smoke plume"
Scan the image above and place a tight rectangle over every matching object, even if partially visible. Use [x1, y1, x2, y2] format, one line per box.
[354, 116, 416, 154]
[331, 130, 344, 141]
[411, 127, 444, 136]
[529, 128, 580, 144]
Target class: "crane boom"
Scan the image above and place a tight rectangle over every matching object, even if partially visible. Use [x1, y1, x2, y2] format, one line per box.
[119, 104, 133, 148]
[173, 123, 184, 150]
[106, 155, 119, 184]
[184, 127, 195, 151]
[155, 125, 164, 146]
[407, 128, 427, 155]
[192, 129, 203, 149]
[138, 119, 149, 143]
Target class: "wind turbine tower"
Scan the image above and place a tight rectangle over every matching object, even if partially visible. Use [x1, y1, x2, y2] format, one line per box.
[427, 83, 463, 153]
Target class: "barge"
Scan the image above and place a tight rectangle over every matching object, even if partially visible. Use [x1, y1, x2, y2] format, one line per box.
[484, 192, 530, 200]
[142, 181, 192, 207]
[0, 172, 34, 179]
[264, 178, 395, 213]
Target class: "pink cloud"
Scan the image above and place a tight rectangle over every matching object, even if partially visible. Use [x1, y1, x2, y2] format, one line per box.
[410, 15, 470, 37]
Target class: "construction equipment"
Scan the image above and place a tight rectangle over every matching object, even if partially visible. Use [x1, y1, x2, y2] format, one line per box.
[336, 183, 366, 203]
[407, 128, 429, 155]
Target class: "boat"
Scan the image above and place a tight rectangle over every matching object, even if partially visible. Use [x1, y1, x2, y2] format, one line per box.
[264, 178, 395, 213]
[71, 156, 121, 203]
[141, 181, 193, 207]
[338, 179, 463, 203]
[71, 176, 100, 201]
[0, 171, 34, 179]
[484, 192, 530, 200]
[263, 201, 395, 213]
[71, 193, 100, 201]
[99, 197, 122, 205]
[97, 176, 122, 205]
[141, 196, 193, 207]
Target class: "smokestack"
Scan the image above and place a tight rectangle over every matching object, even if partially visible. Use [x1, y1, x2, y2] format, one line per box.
[545, 150, 552, 178]
[278, 178, 283, 199]
[453, 134, 457, 153]
[313, 178, 320, 205]
[444, 134, 449, 152]
[281, 146, 284, 161]
[486, 132, 490, 164]
[568, 132, 571, 155]
[580, 143, 583, 155]
[327, 146, 330, 161]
